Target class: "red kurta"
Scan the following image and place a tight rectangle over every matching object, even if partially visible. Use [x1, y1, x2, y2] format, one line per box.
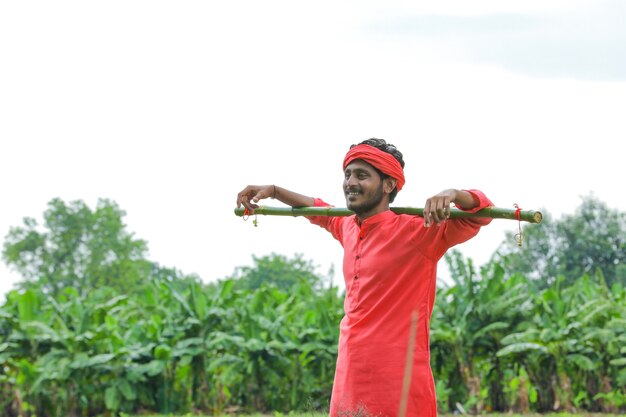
[306, 190, 493, 417]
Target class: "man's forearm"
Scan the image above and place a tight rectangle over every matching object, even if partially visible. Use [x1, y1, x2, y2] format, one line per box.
[274, 186, 315, 208]
[453, 189, 480, 210]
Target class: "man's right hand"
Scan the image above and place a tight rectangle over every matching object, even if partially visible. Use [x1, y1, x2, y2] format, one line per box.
[236, 185, 275, 211]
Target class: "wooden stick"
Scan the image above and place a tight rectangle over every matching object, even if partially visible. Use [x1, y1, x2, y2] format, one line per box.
[234, 206, 543, 223]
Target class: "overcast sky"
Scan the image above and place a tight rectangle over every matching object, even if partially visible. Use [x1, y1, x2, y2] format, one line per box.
[1, 1, 625, 297]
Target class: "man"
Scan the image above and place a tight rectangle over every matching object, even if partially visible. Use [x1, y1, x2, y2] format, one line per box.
[236, 138, 493, 417]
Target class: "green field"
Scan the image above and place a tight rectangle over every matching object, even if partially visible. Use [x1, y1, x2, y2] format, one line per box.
[4, 198, 625, 417]
[129, 413, 625, 417]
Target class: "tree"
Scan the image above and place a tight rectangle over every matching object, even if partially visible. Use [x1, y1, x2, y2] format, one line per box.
[230, 253, 332, 292]
[3, 198, 153, 296]
[497, 194, 626, 287]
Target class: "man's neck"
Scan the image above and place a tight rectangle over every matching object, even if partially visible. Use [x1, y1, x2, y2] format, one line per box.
[356, 204, 390, 223]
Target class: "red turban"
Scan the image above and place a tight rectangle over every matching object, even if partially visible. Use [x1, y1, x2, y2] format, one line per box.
[343, 144, 405, 191]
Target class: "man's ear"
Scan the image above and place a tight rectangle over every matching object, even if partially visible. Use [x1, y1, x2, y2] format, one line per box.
[384, 178, 398, 194]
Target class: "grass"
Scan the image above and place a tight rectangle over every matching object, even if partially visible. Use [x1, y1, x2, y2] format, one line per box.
[127, 413, 625, 417]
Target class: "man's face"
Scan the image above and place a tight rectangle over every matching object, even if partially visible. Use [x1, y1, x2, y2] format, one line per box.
[343, 159, 385, 216]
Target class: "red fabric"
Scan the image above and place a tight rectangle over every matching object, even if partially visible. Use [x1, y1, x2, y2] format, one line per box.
[343, 144, 406, 191]
[307, 190, 493, 417]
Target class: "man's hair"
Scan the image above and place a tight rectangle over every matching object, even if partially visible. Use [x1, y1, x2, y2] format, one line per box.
[350, 138, 405, 203]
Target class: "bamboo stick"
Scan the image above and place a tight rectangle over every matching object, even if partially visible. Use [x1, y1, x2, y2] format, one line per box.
[234, 206, 543, 223]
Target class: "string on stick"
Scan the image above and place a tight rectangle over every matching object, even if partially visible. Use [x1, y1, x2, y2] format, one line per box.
[514, 203, 523, 247]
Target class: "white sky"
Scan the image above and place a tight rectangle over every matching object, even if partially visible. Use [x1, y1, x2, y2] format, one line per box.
[1, 1, 625, 297]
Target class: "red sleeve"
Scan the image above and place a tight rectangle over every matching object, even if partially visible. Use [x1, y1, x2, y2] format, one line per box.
[305, 198, 345, 243]
[432, 189, 494, 259]
[455, 189, 493, 217]
[455, 189, 493, 212]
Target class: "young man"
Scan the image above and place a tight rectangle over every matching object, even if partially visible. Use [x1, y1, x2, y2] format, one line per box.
[236, 138, 493, 417]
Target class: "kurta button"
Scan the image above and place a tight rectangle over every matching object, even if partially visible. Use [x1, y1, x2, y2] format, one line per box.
[354, 275, 358, 280]
[356, 256, 360, 259]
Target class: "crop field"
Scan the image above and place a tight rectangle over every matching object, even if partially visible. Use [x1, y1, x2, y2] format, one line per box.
[129, 413, 626, 417]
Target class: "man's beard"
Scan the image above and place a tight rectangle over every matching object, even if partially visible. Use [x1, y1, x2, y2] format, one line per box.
[346, 183, 385, 215]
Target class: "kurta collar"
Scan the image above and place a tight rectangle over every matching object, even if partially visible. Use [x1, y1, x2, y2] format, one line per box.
[353, 209, 396, 228]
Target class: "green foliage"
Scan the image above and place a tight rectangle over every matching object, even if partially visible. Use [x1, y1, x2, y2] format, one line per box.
[432, 251, 626, 414]
[497, 194, 626, 288]
[231, 253, 332, 292]
[0, 269, 343, 416]
[2, 198, 154, 296]
[2, 196, 626, 416]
